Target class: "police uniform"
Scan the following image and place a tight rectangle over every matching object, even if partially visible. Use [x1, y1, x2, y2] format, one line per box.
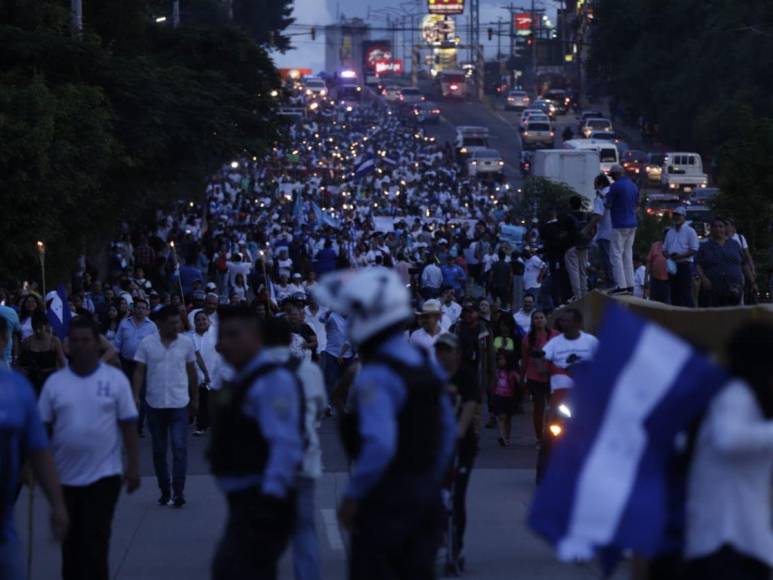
[209, 352, 304, 580]
[341, 333, 457, 579]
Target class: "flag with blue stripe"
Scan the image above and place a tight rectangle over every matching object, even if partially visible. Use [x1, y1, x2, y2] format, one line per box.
[354, 156, 376, 178]
[292, 192, 306, 226]
[529, 304, 728, 567]
[311, 201, 341, 230]
[46, 284, 72, 340]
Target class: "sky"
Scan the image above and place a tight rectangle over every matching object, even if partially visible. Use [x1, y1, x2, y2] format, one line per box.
[272, 0, 560, 73]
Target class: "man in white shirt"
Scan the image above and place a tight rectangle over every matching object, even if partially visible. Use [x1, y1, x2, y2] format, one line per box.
[440, 288, 461, 331]
[589, 174, 614, 287]
[513, 294, 536, 335]
[541, 308, 598, 394]
[320, 311, 354, 399]
[133, 306, 198, 507]
[522, 248, 547, 298]
[409, 299, 443, 355]
[261, 317, 328, 580]
[189, 311, 223, 436]
[39, 317, 139, 580]
[663, 207, 699, 307]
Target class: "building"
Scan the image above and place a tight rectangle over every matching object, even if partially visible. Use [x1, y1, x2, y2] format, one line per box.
[324, 18, 370, 78]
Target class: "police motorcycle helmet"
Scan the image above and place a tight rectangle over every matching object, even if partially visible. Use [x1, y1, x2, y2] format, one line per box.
[312, 267, 411, 345]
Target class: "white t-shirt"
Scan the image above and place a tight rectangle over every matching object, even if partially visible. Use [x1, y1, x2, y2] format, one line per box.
[523, 255, 546, 290]
[543, 331, 599, 391]
[633, 265, 646, 298]
[514, 308, 533, 334]
[38, 364, 137, 486]
[134, 334, 196, 408]
[593, 187, 613, 241]
[409, 328, 441, 356]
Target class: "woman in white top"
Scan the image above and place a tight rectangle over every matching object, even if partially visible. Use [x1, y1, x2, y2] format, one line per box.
[684, 322, 773, 579]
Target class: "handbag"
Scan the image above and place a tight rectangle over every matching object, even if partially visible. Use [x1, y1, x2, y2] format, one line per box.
[666, 258, 678, 275]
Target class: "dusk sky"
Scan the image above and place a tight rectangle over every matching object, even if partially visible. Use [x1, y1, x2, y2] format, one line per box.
[273, 0, 560, 72]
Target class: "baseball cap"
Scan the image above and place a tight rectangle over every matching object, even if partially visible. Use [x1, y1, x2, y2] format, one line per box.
[205, 282, 217, 291]
[673, 206, 687, 216]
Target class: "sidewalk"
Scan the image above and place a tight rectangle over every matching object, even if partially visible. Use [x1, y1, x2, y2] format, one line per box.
[16, 469, 626, 580]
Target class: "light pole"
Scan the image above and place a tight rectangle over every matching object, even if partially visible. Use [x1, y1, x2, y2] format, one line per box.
[36, 241, 46, 298]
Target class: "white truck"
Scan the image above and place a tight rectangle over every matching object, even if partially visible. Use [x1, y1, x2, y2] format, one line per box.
[660, 152, 708, 192]
[532, 149, 599, 204]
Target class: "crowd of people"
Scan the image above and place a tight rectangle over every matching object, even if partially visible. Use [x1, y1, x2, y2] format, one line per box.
[1, 78, 772, 580]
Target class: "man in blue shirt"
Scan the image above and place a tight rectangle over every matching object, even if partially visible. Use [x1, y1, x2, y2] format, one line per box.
[0, 290, 20, 369]
[0, 317, 68, 578]
[606, 165, 639, 293]
[313, 268, 456, 579]
[114, 299, 158, 436]
[210, 306, 303, 580]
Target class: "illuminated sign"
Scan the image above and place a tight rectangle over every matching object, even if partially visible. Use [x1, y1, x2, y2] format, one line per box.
[422, 14, 456, 46]
[514, 12, 532, 35]
[374, 59, 403, 75]
[427, 0, 464, 16]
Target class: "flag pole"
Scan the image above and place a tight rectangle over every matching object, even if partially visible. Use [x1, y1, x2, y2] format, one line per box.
[169, 241, 186, 301]
[36, 241, 46, 298]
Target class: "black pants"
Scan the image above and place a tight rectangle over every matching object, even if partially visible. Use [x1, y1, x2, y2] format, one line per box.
[547, 258, 571, 308]
[349, 491, 444, 580]
[452, 444, 477, 557]
[196, 385, 210, 430]
[684, 545, 770, 580]
[650, 278, 671, 304]
[62, 475, 122, 580]
[670, 263, 694, 307]
[212, 490, 295, 580]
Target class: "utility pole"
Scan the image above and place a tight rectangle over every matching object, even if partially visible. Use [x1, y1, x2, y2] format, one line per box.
[70, 0, 82, 36]
[469, 0, 480, 99]
[496, 17, 502, 60]
[172, 0, 180, 29]
[530, 0, 538, 92]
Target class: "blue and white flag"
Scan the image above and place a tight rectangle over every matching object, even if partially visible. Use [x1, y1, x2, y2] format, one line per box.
[46, 284, 72, 340]
[311, 201, 341, 230]
[529, 304, 728, 567]
[354, 156, 376, 179]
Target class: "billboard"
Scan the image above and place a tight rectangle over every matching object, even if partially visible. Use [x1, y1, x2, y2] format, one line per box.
[421, 14, 456, 46]
[514, 12, 533, 35]
[427, 0, 464, 16]
[362, 40, 394, 76]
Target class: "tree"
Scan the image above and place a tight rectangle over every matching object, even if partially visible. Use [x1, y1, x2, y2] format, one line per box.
[0, 0, 282, 284]
[233, 0, 294, 50]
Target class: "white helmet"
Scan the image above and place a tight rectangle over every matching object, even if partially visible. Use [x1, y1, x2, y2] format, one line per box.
[311, 268, 411, 345]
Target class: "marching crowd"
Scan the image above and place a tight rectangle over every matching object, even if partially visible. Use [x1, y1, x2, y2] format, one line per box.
[1, 79, 771, 580]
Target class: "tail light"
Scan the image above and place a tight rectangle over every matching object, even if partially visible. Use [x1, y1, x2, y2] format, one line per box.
[432, 109, 440, 114]
[450, 84, 459, 90]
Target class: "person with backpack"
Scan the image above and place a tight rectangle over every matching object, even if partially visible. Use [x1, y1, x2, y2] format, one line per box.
[260, 316, 327, 580]
[564, 195, 594, 300]
[210, 306, 304, 580]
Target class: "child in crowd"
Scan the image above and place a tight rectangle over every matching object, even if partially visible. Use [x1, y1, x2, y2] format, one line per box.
[492, 349, 520, 447]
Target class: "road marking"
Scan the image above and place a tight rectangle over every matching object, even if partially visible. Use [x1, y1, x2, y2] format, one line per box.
[321, 508, 345, 551]
[495, 111, 519, 131]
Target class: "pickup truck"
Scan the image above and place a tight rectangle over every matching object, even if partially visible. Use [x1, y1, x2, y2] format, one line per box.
[660, 152, 708, 192]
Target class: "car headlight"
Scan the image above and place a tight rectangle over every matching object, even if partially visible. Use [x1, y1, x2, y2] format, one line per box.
[549, 423, 563, 437]
[460, 147, 467, 154]
[498, 160, 504, 166]
[558, 404, 572, 418]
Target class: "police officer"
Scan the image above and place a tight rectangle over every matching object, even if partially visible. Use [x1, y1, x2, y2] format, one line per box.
[313, 268, 457, 580]
[209, 305, 304, 580]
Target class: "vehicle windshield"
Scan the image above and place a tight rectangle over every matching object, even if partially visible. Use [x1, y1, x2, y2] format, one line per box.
[402, 88, 420, 95]
[305, 80, 325, 87]
[528, 123, 550, 131]
[592, 133, 614, 140]
[510, 91, 527, 97]
[474, 150, 500, 159]
[544, 91, 565, 99]
[648, 154, 665, 164]
[589, 119, 611, 128]
[626, 150, 646, 162]
[600, 149, 617, 162]
[463, 137, 488, 147]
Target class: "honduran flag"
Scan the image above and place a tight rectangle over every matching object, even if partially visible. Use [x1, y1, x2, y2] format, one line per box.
[46, 284, 72, 340]
[354, 156, 376, 179]
[529, 304, 728, 569]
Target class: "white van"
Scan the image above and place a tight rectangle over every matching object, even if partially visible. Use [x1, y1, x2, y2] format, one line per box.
[660, 152, 708, 192]
[564, 139, 619, 174]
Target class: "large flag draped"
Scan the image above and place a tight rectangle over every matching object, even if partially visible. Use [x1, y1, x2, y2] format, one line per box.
[529, 304, 728, 569]
[311, 201, 341, 230]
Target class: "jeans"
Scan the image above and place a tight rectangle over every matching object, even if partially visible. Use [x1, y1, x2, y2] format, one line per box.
[670, 262, 694, 307]
[610, 227, 636, 289]
[62, 475, 122, 580]
[596, 238, 614, 287]
[321, 352, 353, 397]
[564, 246, 588, 299]
[212, 490, 295, 580]
[147, 406, 188, 496]
[292, 478, 321, 580]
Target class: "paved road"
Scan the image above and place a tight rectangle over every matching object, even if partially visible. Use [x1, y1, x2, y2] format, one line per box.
[18, 404, 627, 579]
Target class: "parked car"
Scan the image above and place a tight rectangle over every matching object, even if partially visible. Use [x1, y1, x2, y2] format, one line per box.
[505, 90, 531, 111]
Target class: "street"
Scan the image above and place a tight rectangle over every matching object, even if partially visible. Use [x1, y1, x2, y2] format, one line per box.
[18, 408, 627, 580]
